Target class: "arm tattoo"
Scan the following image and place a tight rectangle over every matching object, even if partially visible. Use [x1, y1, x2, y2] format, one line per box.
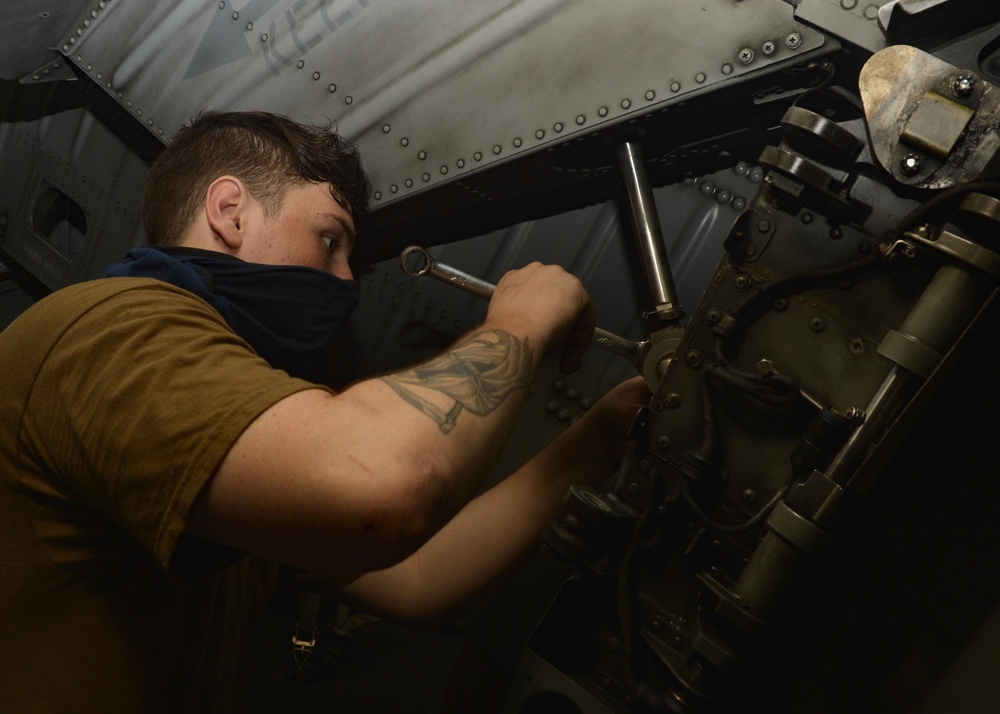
[381, 329, 533, 434]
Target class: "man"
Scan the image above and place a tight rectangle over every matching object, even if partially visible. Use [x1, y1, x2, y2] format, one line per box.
[0, 111, 647, 711]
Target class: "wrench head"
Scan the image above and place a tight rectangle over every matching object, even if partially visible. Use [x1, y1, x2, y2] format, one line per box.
[399, 245, 432, 277]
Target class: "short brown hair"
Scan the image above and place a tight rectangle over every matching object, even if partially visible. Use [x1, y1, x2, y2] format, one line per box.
[141, 110, 370, 245]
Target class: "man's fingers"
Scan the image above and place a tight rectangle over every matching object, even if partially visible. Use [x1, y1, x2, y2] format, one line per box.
[558, 301, 596, 374]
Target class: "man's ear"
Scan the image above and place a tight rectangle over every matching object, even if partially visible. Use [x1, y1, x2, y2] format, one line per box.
[205, 176, 250, 251]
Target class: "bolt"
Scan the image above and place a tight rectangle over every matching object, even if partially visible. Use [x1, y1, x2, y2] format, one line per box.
[656, 435, 673, 451]
[785, 32, 802, 49]
[757, 219, 771, 233]
[900, 153, 924, 177]
[756, 359, 774, 376]
[762, 40, 776, 56]
[742, 488, 758, 504]
[953, 74, 976, 99]
[684, 350, 702, 367]
[706, 309, 722, 325]
[809, 316, 826, 333]
[739, 48, 754, 65]
[665, 392, 682, 408]
[735, 275, 752, 291]
[773, 298, 788, 312]
[845, 406, 866, 422]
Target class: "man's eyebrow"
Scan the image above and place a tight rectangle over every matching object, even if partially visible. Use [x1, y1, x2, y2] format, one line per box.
[321, 212, 356, 241]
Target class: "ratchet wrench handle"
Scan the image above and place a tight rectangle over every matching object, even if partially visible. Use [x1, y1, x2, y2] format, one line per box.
[399, 245, 648, 371]
[400, 245, 496, 300]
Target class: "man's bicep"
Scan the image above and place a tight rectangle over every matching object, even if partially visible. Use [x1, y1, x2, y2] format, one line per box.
[184, 387, 436, 576]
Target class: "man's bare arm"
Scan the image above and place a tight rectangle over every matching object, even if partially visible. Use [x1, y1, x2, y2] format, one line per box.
[185, 263, 595, 576]
[334, 376, 649, 625]
[380, 329, 533, 434]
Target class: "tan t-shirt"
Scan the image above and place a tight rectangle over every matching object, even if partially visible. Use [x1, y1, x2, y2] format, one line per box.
[0, 278, 322, 712]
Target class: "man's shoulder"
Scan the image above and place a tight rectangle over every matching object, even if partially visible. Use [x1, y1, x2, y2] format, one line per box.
[1, 277, 221, 356]
[26, 277, 212, 324]
[47, 276, 203, 306]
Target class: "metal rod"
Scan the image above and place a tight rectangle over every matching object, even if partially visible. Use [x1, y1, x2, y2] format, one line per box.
[616, 141, 683, 325]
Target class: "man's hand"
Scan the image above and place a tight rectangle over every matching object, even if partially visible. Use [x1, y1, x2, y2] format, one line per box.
[577, 375, 651, 467]
[486, 263, 595, 373]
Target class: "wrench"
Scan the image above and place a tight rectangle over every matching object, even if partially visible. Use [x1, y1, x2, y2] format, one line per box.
[399, 245, 651, 373]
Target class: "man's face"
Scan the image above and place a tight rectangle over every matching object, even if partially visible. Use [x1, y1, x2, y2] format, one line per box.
[242, 181, 356, 280]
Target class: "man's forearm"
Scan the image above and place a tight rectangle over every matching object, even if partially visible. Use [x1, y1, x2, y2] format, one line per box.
[336, 415, 619, 625]
[379, 328, 533, 435]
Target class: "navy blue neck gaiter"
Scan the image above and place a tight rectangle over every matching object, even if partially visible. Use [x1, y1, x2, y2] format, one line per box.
[102, 245, 359, 384]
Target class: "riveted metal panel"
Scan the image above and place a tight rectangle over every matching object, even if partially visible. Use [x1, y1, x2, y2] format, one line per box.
[794, 0, 888, 54]
[61, 0, 823, 211]
[0, 0, 98, 81]
[0, 109, 147, 289]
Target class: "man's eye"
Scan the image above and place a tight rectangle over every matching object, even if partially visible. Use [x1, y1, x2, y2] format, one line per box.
[322, 235, 336, 252]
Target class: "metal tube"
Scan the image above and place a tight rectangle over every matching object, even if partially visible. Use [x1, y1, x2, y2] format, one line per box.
[824, 263, 991, 490]
[616, 141, 683, 324]
[895, 263, 991, 355]
[822, 366, 909, 489]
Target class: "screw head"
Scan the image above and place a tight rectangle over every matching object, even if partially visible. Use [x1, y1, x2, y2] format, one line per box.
[900, 153, 924, 177]
[953, 74, 976, 98]
[785, 32, 802, 49]
[739, 48, 754, 65]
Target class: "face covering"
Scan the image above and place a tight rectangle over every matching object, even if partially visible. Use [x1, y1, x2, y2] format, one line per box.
[102, 245, 359, 384]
